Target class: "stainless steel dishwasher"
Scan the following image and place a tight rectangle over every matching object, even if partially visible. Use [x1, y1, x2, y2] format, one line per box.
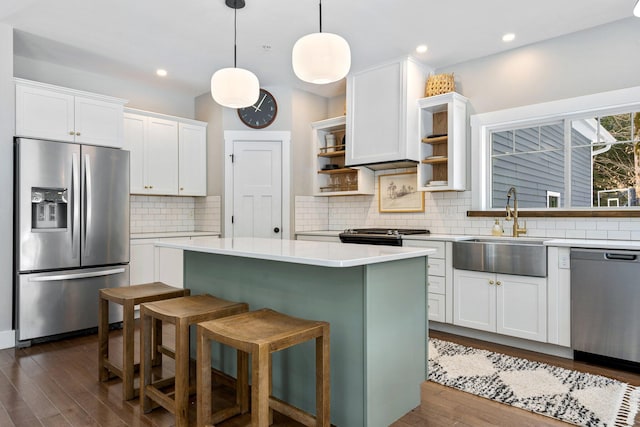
[571, 248, 640, 367]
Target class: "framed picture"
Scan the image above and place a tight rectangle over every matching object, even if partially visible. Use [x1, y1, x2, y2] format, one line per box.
[378, 171, 424, 213]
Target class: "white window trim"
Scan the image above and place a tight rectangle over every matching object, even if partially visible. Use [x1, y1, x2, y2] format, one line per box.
[470, 86, 640, 210]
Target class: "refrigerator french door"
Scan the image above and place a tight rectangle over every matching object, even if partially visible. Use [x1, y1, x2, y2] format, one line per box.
[15, 138, 130, 345]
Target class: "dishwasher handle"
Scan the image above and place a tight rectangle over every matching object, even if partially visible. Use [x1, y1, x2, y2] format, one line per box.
[605, 253, 637, 261]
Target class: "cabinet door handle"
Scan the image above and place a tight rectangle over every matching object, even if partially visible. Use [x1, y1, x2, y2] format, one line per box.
[75, 132, 81, 136]
[180, 187, 184, 191]
[489, 280, 495, 285]
[69, 131, 75, 135]
[496, 281, 502, 286]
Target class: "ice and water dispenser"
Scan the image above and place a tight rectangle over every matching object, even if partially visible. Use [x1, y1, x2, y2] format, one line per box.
[31, 188, 68, 229]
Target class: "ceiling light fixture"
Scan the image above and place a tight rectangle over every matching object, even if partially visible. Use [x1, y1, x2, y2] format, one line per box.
[156, 69, 167, 77]
[292, 0, 351, 84]
[502, 33, 516, 42]
[416, 44, 428, 54]
[211, 0, 259, 108]
[634, 0, 640, 17]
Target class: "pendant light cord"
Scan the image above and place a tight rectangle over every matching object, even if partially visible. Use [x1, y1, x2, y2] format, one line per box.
[318, 0, 322, 32]
[234, 5, 237, 68]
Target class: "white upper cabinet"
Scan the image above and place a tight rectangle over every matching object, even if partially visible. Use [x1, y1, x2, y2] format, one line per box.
[146, 117, 179, 195]
[178, 122, 207, 196]
[345, 57, 430, 167]
[15, 78, 126, 148]
[123, 109, 207, 196]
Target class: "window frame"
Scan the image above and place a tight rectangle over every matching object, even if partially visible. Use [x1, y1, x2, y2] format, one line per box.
[470, 86, 640, 213]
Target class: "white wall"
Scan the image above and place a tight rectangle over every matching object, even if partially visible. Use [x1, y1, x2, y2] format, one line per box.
[0, 24, 14, 348]
[13, 55, 196, 118]
[436, 18, 640, 114]
[195, 92, 224, 196]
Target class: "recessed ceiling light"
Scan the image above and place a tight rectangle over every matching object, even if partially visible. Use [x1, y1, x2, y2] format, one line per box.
[156, 69, 168, 77]
[502, 33, 516, 42]
[416, 44, 428, 54]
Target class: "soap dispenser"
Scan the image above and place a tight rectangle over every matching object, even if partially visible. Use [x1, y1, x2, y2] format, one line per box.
[491, 218, 503, 236]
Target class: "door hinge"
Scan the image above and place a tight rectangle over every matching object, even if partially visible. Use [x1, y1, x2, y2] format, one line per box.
[231, 215, 234, 224]
[230, 154, 234, 163]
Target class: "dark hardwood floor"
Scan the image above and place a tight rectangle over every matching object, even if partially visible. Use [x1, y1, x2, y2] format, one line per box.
[0, 327, 638, 426]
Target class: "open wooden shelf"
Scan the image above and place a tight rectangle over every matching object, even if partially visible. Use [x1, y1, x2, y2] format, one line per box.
[422, 157, 449, 164]
[421, 135, 448, 144]
[317, 150, 346, 158]
[318, 168, 356, 174]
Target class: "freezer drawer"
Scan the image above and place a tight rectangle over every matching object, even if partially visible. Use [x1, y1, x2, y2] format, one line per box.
[16, 265, 129, 343]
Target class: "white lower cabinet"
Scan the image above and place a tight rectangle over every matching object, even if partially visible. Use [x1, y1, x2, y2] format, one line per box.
[130, 235, 218, 288]
[404, 239, 452, 324]
[130, 240, 156, 285]
[453, 269, 547, 342]
[427, 293, 446, 323]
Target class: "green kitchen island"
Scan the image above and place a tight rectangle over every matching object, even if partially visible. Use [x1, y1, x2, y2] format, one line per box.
[155, 237, 434, 427]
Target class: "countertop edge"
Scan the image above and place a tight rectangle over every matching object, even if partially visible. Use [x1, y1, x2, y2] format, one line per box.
[131, 231, 221, 240]
[154, 238, 436, 267]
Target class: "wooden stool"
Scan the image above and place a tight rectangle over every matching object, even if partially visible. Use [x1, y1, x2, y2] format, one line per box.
[98, 282, 190, 400]
[196, 308, 330, 427]
[140, 294, 249, 427]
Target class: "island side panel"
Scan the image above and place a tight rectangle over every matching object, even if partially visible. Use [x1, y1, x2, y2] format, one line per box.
[364, 257, 428, 427]
[183, 251, 366, 427]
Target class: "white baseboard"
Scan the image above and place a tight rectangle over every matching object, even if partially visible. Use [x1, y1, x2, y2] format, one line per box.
[0, 329, 15, 350]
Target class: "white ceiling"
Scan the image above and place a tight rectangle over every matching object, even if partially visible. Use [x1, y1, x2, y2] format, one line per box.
[1, 0, 637, 99]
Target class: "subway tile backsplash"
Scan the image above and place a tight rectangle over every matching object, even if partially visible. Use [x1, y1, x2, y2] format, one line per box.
[130, 195, 220, 234]
[295, 169, 640, 240]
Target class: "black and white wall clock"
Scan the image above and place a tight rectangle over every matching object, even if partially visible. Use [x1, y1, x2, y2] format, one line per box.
[237, 88, 278, 129]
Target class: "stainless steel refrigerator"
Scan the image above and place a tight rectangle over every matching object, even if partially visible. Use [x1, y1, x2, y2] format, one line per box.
[14, 137, 130, 346]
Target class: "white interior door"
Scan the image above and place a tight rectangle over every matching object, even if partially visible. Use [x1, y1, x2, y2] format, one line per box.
[233, 141, 282, 238]
[224, 131, 290, 240]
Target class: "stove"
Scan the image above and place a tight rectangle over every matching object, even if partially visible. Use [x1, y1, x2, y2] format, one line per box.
[339, 228, 430, 246]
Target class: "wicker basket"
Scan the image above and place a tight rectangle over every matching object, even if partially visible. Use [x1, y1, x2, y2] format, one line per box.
[424, 73, 455, 97]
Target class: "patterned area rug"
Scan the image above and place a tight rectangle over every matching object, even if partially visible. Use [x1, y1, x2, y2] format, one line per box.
[428, 338, 640, 427]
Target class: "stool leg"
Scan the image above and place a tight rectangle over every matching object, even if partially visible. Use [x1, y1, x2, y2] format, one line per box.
[98, 296, 109, 382]
[152, 317, 163, 367]
[252, 344, 269, 427]
[122, 300, 136, 400]
[197, 326, 212, 427]
[237, 350, 249, 414]
[268, 353, 273, 425]
[141, 311, 153, 413]
[175, 319, 190, 427]
[316, 327, 330, 427]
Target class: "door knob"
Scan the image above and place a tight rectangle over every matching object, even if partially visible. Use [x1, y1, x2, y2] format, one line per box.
[489, 280, 495, 285]
[273, 227, 280, 233]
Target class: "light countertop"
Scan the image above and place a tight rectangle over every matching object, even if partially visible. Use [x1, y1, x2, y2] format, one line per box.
[295, 230, 473, 242]
[295, 230, 639, 249]
[544, 239, 640, 251]
[131, 231, 220, 240]
[154, 237, 435, 268]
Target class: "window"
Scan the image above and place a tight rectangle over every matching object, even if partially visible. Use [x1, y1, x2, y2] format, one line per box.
[472, 88, 640, 211]
[489, 112, 639, 209]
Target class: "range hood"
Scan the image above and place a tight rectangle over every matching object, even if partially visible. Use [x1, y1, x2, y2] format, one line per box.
[345, 159, 418, 170]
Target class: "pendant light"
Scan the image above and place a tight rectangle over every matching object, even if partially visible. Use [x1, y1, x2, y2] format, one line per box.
[292, 0, 351, 84]
[211, 0, 259, 108]
[634, 0, 640, 17]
